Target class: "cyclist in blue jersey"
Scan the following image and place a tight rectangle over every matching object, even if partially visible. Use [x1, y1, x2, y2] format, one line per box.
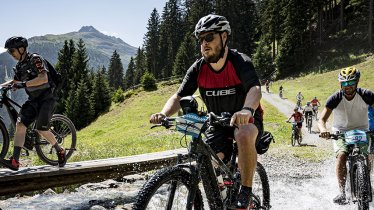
[150, 14, 263, 209]
[369, 106, 374, 131]
[318, 67, 374, 205]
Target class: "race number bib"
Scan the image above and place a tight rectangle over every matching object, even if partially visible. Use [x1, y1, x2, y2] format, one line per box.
[176, 113, 207, 138]
[344, 129, 368, 145]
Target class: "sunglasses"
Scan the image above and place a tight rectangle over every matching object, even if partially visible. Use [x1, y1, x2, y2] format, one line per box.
[341, 80, 357, 87]
[198, 33, 216, 44]
[7, 48, 17, 54]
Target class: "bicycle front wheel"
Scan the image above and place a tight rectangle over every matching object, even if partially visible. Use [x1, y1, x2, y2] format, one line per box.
[0, 120, 9, 159]
[353, 160, 370, 210]
[133, 167, 203, 210]
[291, 131, 296, 146]
[254, 162, 271, 209]
[35, 114, 77, 166]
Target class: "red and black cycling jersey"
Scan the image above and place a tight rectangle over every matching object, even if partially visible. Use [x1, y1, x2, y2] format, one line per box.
[177, 49, 263, 120]
[14, 53, 52, 100]
[291, 112, 303, 122]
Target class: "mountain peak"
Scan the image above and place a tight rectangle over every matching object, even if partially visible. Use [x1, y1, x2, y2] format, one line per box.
[78, 26, 100, 33]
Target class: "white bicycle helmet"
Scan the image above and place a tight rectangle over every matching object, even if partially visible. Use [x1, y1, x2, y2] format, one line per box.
[194, 14, 231, 38]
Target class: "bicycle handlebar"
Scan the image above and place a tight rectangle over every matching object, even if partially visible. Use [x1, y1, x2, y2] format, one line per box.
[319, 131, 374, 140]
[151, 112, 234, 130]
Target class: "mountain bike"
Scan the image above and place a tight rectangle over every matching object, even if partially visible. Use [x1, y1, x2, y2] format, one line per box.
[287, 121, 301, 146]
[305, 114, 313, 134]
[328, 130, 373, 210]
[296, 100, 302, 109]
[0, 86, 77, 166]
[312, 106, 320, 121]
[133, 112, 271, 210]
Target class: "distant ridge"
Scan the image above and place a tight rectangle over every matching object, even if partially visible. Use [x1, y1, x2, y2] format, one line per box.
[0, 26, 137, 83]
[79, 26, 101, 33]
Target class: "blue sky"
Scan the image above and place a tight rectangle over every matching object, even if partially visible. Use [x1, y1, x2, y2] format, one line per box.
[0, 0, 167, 52]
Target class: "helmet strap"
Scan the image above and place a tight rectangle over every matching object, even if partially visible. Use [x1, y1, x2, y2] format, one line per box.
[16, 47, 26, 61]
[218, 32, 227, 60]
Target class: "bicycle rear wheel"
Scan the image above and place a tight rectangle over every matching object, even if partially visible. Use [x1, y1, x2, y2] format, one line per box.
[308, 118, 312, 134]
[0, 120, 9, 159]
[133, 167, 203, 210]
[35, 114, 77, 166]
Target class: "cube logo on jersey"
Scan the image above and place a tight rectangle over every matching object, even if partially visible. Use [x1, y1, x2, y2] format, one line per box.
[205, 88, 236, 97]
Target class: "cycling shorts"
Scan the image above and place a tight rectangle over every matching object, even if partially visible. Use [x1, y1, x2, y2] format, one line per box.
[204, 117, 263, 163]
[304, 111, 313, 117]
[333, 139, 369, 156]
[19, 97, 57, 130]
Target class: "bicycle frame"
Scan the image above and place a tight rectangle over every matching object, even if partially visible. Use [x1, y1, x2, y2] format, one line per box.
[0, 87, 21, 127]
[0, 87, 54, 149]
[172, 126, 239, 209]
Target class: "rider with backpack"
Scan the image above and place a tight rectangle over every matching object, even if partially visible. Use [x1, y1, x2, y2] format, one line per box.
[0, 36, 66, 171]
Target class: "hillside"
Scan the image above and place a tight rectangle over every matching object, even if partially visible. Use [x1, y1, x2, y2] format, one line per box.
[0, 26, 137, 83]
[271, 55, 374, 105]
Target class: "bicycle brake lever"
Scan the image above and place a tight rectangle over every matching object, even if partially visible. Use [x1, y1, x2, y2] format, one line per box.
[151, 124, 160, 129]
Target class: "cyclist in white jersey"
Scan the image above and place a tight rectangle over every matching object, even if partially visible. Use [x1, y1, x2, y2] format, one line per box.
[303, 102, 314, 119]
[318, 67, 374, 205]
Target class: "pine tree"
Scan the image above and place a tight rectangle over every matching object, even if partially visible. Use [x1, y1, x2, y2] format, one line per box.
[73, 80, 95, 130]
[92, 67, 111, 117]
[253, 38, 275, 79]
[72, 39, 89, 84]
[144, 9, 160, 77]
[124, 57, 135, 89]
[134, 48, 146, 85]
[275, 0, 310, 78]
[55, 39, 75, 113]
[158, 0, 185, 78]
[173, 34, 196, 76]
[108, 50, 124, 90]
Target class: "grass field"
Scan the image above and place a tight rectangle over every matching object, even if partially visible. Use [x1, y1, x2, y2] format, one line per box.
[30, 55, 374, 165]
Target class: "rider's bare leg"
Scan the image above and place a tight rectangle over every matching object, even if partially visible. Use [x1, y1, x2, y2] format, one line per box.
[336, 152, 348, 194]
[14, 121, 27, 147]
[37, 130, 58, 146]
[235, 124, 258, 187]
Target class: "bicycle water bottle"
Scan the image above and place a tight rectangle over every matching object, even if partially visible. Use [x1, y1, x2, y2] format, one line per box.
[217, 173, 227, 200]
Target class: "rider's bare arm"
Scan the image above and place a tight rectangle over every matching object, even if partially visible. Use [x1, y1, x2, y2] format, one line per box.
[25, 71, 48, 87]
[230, 86, 261, 126]
[0, 80, 15, 87]
[150, 93, 181, 124]
[318, 107, 332, 138]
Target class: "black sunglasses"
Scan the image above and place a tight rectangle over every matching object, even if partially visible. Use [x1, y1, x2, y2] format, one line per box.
[198, 33, 216, 44]
[7, 48, 17, 54]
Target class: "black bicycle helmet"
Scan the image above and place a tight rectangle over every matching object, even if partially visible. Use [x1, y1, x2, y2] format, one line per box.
[179, 96, 198, 114]
[194, 14, 231, 38]
[4, 36, 28, 49]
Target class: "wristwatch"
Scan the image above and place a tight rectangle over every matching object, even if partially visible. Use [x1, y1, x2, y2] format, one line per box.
[242, 107, 255, 116]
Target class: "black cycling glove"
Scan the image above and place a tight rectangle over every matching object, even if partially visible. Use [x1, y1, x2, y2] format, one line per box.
[12, 81, 26, 89]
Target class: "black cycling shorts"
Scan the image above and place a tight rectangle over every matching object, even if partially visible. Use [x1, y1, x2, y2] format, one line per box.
[204, 117, 263, 163]
[19, 97, 57, 130]
[304, 111, 313, 117]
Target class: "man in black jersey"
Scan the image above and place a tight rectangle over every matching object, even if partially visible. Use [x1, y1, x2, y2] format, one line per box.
[150, 14, 263, 209]
[0, 36, 66, 171]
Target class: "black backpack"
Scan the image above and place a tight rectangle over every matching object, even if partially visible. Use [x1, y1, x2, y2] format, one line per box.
[44, 59, 63, 92]
[256, 131, 275, 155]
